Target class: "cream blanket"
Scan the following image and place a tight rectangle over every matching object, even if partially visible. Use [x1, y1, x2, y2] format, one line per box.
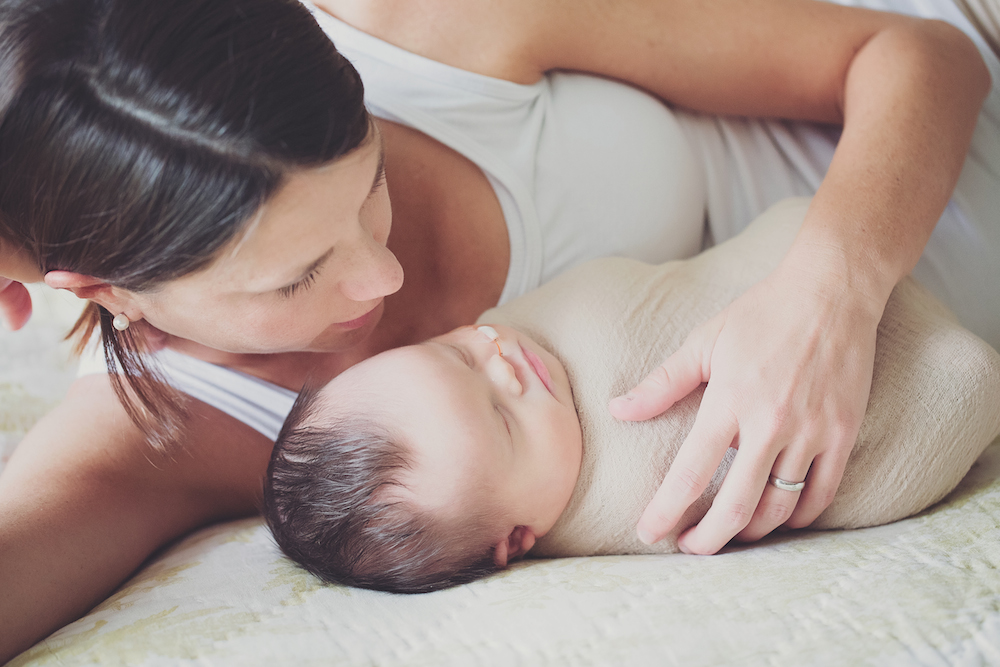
[480, 198, 1000, 557]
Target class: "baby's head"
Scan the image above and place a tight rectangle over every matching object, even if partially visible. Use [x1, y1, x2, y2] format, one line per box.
[264, 324, 583, 593]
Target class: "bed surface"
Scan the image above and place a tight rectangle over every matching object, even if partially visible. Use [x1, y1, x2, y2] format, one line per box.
[4, 286, 1000, 667]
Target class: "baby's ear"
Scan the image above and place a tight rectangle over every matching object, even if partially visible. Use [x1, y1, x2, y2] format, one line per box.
[492, 526, 536, 567]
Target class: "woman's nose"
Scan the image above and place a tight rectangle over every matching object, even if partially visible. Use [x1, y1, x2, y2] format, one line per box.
[340, 235, 404, 302]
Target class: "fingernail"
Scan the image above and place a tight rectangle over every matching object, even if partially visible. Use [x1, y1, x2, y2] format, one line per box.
[613, 393, 635, 404]
[678, 542, 693, 555]
[637, 527, 655, 545]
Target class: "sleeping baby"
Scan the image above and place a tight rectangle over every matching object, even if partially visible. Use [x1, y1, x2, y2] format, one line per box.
[263, 199, 1000, 593]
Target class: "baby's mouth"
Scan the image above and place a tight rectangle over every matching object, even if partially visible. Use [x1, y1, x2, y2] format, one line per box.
[520, 345, 554, 394]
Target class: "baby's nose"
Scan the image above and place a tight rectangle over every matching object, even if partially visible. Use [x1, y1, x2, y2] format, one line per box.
[477, 326, 522, 396]
[485, 353, 523, 396]
[477, 326, 504, 357]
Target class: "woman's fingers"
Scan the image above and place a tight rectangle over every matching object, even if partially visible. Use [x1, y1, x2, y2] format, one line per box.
[785, 448, 850, 529]
[0, 278, 32, 330]
[732, 444, 849, 542]
[732, 443, 814, 542]
[609, 316, 723, 422]
[636, 388, 738, 545]
[674, 438, 770, 554]
[671, 413, 807, 554]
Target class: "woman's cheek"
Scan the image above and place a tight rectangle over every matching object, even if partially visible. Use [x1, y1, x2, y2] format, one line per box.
[238, 300, 304, 347]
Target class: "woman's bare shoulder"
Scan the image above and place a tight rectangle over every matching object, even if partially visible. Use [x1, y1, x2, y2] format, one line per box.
[312, 0, 549, 82]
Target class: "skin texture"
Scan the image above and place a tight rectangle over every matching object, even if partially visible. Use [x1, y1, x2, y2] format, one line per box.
[316, 324, 583, 565]
[0, 0, 991, 659]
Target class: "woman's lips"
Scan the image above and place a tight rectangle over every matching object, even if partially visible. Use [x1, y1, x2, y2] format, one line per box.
[520, 344, 554, 394]
[337, 302, 381, 330]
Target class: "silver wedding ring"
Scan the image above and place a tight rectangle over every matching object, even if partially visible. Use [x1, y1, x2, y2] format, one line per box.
[768, 475, 806, 492]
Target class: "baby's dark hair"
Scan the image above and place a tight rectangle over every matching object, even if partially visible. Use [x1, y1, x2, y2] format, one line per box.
[263, 385, 503, 593]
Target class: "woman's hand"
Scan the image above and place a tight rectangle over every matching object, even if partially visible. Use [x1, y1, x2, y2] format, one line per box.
[610, 246, 884, 554]
[0, 277, 32, 330]
[598, 2, 987, 555]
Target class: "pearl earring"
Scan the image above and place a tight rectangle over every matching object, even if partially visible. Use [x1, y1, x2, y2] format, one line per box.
[476, 325, 503, 356]
[112, 313, 130, 331]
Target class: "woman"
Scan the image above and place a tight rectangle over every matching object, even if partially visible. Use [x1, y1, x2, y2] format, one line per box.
[0, 0, 992, 659]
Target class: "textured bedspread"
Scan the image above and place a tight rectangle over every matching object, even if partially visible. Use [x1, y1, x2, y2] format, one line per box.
[4, 288, 1000, 667]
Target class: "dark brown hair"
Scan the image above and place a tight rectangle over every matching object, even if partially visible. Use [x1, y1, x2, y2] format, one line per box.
[263, 386, 502, 594]
[0, 0, 370, 447]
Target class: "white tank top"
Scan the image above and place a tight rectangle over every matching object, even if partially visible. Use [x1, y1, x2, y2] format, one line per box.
[81, 0, 1000, 441]
[305, 6, 711, 304]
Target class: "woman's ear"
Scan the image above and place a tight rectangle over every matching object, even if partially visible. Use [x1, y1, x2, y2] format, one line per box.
[492, 526, 537, 567]
[44, 271, 143, 320]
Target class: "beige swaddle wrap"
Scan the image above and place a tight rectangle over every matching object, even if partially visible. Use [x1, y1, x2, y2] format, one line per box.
[478, 198, 1000, 557]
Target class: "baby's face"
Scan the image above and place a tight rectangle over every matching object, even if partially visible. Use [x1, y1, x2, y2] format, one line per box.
[321, 324, 583, 545]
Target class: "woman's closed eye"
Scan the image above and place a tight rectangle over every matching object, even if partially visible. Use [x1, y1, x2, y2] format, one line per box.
[276, 267, 321, 299]
[276, 161, 383, 300]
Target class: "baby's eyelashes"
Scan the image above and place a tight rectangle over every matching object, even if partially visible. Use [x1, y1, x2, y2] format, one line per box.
[495, 406, 512, 435]
[446, 343, 475, 368]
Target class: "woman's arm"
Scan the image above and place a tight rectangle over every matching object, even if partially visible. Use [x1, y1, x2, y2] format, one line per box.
[0, 374, 271, 662]
[512, 0, 989, 550]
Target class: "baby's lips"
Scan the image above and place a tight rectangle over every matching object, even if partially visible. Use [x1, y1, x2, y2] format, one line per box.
[520, 344, 554, 394]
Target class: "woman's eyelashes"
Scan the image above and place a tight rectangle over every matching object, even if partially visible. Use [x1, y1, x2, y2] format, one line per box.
[277, 267, 321, 299]
[370, 166, 386, 194]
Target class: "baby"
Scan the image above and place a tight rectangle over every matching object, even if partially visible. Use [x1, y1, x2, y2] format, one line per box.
[266, 322, 585, 593]
[263, 199, 1000, 594]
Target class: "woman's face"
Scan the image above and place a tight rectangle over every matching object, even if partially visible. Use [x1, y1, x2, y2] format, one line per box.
[127, 130, 403, 354]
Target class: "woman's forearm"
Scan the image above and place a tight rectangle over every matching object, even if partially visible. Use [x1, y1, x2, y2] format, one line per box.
[0, 378, 178, 661]
[0, 375, 270, 662]
[794, 19, 989, 309]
